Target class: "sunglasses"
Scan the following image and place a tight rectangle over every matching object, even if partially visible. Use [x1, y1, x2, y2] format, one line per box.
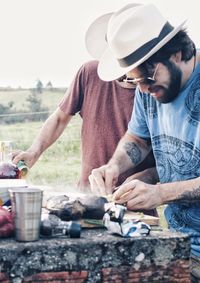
[123, 63, 160, 85]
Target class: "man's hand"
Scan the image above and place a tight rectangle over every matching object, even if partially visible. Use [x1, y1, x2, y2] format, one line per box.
[12, 150, 38, 168]
[89, 164, 119, 196]
[113, 179, 162, 210]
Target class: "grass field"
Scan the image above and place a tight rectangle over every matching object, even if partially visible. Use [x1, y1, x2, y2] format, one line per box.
[0, 118, 82, 188]
[0, 88, 66, 111]
[0, 88, 82, 189]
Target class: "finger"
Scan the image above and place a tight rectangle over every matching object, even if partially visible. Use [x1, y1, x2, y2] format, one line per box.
[127, 197, 145, 211]
[92, 170, 107, 194]
[115, 187, 140, 205]
[12, 152, 25, 164]
[113, 180, 137, 200]
[121, 176, 134, 185]
[112, 186, 119, 194]
[89, 174, 106, 196]
[11, 150, 23, 160]
[114, 190, 133, 204]
[88, 175, 101, 195]
[104, 170, 117, 194]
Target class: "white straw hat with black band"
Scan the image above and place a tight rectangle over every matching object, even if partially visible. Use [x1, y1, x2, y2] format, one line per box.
[85, 3, 186, 81]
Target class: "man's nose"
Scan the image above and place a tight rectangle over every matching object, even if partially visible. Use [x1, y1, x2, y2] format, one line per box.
[138, 83, 150, 93]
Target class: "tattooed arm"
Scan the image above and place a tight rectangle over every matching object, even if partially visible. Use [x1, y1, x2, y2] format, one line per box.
[159, 177, 200, 205]
[89, 131, 152, 195]
[113, 176, 200, 211]
[109, 132, 152, 173]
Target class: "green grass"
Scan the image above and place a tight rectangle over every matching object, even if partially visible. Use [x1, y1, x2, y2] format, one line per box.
[0, 118, 82, 188]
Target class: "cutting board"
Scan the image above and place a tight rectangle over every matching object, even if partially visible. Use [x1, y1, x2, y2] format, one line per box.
[81, 211, 159, 228]
[124, 211, 159, 226]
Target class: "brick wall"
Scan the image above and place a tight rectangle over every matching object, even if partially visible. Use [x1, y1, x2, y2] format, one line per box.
[0, 260, 190, 283]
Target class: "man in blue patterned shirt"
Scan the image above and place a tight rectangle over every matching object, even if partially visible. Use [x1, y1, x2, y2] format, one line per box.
[87, 3, 200, 281]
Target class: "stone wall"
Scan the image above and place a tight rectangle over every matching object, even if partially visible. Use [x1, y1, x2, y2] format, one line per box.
[0, 229, 190, 282]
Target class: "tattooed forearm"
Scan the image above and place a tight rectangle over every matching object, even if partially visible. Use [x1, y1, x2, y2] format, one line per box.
[124, 142, 142, 165]
[176, 186, 200, 203]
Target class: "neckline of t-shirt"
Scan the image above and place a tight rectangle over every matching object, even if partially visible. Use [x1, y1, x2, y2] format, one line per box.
[115, 79, 136, 89]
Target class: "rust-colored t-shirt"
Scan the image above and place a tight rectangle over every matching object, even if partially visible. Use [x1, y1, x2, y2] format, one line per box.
[59, 60, 154, 191]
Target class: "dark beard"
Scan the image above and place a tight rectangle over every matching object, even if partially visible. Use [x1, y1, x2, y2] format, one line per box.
[149, 60, 182, 104]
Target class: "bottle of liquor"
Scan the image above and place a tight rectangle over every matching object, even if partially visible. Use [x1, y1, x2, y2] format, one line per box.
[0, 141, 28, 179]
[0, 162, 21, 179]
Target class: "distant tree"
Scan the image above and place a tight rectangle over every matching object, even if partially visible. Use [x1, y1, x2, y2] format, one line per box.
[46, 81, 53, 89]
[35, 79, 43, 93]
[26, 90, 43, 112]
[8, 101, 14, 108]
[0, 102, 14, 115]
[26, 90, 49, 121]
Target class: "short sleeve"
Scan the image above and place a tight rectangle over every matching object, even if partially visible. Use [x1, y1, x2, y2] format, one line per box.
[58, 64, 86, 115]
[128, 88, 150, 139]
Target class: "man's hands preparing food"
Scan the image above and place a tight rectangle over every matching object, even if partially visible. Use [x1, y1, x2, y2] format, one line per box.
[88, 132, 161, 210]
[113, 179, 162, 210]
[89, 163, 160, 210]
[89, 155, 200, 212]
[114, 167, 161, 210]
[88, 131, 200, 211]
[89, 132, 153, 193]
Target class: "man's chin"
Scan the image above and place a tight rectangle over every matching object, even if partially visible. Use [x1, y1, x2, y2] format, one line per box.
[149, 86, 167, 103]
[149, 87, 179, 104]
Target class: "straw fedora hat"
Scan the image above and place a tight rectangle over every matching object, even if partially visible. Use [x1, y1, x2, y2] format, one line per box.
[85, 3, 186, 81]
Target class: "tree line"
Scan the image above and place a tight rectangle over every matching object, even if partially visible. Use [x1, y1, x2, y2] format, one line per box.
[0, 86, 49, 124]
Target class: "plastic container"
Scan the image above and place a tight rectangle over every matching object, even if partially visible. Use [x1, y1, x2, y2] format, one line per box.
[0, 179, 28, 206]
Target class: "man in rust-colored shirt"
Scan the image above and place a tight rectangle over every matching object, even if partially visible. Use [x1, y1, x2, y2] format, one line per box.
[13, 60, 156, 192]
[59, 60, 155, 190]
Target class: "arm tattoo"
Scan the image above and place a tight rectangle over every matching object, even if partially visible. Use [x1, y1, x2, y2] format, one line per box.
[124, 142, 142, 165]
[176, 186, 200, 204]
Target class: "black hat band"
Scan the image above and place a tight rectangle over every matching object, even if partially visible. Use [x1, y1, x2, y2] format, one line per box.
[118, 22, 174, 67]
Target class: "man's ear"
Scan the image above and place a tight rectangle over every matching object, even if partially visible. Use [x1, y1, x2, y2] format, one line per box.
[170, 51, 182, 63]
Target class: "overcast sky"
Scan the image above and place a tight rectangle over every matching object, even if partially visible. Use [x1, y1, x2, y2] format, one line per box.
[0, 0, 199, 88]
